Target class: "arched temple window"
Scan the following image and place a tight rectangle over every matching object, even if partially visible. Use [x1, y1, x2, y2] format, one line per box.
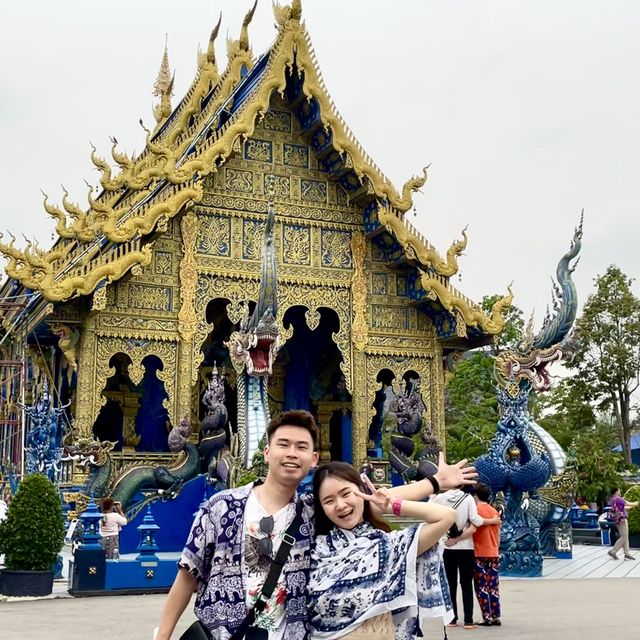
[92, 353, 138, 450]
[135, 355, 170, 452]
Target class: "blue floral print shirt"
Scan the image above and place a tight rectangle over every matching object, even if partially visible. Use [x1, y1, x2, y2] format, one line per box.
[179, 483, 315, 640]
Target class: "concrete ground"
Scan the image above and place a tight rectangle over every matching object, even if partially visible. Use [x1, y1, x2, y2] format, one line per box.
[0, 576, 635, 640]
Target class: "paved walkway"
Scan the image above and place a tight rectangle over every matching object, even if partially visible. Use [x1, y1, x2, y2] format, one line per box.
[1, 546, 638, 639]
[516, 543, 640, 579]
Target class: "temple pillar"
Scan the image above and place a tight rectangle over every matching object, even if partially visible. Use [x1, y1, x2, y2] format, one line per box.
[177, 209, 198, 423]
[349, 232, 369, 468]
[316, 400, 352, 461]
[75, 313, 98, 439]
[431, 342, 446, 447]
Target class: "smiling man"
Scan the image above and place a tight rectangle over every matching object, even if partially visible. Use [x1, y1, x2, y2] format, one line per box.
[156, 410, 319, 640]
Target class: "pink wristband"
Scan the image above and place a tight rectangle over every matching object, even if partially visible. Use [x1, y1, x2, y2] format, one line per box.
[392, 498, 403, 516]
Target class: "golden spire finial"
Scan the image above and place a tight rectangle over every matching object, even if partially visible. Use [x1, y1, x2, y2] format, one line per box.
[153, 34, 173, 98]
[208, 12, 222, 64]
[273, 0, 301, 27]
[239, 0, 258, 52]
[290, 0, 302, 20]
[152, 36, 174, 124]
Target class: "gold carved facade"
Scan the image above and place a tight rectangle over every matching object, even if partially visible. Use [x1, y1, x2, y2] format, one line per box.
[71, 93, 442, 463]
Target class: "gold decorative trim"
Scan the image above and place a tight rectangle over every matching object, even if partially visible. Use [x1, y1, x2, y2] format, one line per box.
[378, 205, 467, 277]
[419, 270, 513, 336]
[93, 335, 178, 426]
[178, 210, 198, 340]
[26, 245, 151, 303]
[350, 232, 368, 351]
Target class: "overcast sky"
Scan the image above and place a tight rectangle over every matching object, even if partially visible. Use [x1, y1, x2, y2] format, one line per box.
[1, 0, 639, 331]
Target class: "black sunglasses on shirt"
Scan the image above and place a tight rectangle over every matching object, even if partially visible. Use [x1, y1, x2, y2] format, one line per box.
[257, 515, 274, 558]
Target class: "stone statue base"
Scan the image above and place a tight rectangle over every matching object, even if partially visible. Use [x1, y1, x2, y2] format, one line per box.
[500, 550, 543, 577]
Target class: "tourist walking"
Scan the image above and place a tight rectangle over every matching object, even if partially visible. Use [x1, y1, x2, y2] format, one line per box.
[99, 497, 127, 559]
[471, 483, 502, 627]
[607, 487, 638, 561]
[431, 487, 501, 629]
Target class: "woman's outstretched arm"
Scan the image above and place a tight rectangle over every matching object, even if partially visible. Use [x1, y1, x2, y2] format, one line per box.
[365, 452, 477, 517]
[356, 487, 456, 555]
[398, 500, 457, 554]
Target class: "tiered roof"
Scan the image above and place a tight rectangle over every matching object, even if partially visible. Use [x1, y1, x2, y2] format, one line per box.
[0, 0, 510, 340]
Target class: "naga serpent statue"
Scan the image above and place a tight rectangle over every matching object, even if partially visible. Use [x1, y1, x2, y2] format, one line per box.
[199, 364, 238, 488]
[63, 418, 200, 518]
[24, 379, 70, 481]
[475, 215, 583, 576]
[226, 193, 281, 469]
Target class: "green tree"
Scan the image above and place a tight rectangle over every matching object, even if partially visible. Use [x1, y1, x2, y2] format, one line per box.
[445, 352, 498, 460]
[571, 266, 640, 464]
[536, 376, 597, 449]
[624, 485, 640, 535]
[569, 420, 625, 505]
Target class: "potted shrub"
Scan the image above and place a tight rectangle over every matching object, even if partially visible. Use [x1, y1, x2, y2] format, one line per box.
[0, 473, 65, 596]
[624, 485, 640, 549]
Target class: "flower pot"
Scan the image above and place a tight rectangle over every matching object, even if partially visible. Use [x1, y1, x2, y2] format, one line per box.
[0, 569, 54, 597]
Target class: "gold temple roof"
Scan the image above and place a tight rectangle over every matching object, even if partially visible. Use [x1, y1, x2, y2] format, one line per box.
[0, 0, 509, 336]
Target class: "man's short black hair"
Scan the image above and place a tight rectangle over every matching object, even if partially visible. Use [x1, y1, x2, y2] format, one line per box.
[266, 410, 319, 448]
[474, 481, 492, 503]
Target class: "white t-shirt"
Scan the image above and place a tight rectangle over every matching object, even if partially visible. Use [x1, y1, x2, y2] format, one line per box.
[431, 489, 484, 551]
[243, 490, 293, 640]
[100, 511, 127, 537]
[0, 499, 7, 523]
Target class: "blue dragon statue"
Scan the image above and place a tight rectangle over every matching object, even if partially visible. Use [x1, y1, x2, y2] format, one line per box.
[226, 193, 281, 469]
[24, 379, 69, 481]
[475, 215, 583, 576]
[63, 418, 200, 518]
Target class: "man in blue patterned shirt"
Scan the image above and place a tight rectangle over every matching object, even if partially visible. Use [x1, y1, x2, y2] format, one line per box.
[156, 410, 319, 640]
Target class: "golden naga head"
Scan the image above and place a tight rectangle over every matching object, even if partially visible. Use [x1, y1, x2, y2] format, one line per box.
[198, 12, 222, 68]
[403, 165, 429, 195]
[273, 0, 302, 28]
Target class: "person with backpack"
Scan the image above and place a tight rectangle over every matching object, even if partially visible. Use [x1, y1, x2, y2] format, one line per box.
[607, 487, 638, 561]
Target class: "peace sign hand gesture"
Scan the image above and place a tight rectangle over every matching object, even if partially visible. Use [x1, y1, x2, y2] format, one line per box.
[354, 475, 394, 514]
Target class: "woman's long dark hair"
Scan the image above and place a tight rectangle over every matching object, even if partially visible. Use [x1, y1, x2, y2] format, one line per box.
[313, 461, 391, 535]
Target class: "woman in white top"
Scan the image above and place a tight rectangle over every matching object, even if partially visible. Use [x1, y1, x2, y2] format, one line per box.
[430, 488, 501, 629]
[99, 497, 127, 558]
[309, 456, 476, 640]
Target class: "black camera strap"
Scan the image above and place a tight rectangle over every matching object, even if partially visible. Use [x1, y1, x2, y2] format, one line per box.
[230, 498, 304, 640]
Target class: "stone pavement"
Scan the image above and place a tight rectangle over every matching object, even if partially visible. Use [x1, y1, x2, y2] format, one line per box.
[0, 577, 636, 640]
[1, 545, 638, 640]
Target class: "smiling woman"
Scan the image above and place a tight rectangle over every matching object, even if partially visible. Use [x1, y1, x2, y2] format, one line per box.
[309, 461, 458, 640]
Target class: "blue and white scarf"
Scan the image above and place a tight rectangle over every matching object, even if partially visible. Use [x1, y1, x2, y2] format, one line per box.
[309, 522, 453, 640]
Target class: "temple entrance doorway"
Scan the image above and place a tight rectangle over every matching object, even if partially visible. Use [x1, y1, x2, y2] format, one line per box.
[134, 355, 170, 452]
[92, 353, 140, 451]
[274, 306, 351, 462]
